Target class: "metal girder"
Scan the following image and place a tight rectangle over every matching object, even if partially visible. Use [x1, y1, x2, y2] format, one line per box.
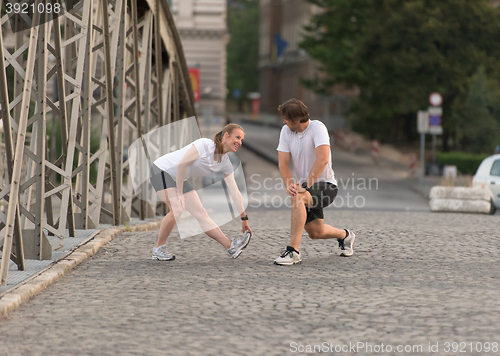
[0, 0, 42, 284]
[0, 2, 25, 271]
[80, 0, 125, 227]
[0, 0, 197, 284]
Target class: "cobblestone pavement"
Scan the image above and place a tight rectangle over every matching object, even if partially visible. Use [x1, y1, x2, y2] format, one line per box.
[1, 208, 499, 355]
[1, 145, 499, 355]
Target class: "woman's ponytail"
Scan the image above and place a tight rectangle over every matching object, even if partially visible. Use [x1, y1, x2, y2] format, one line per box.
[214, 130, 224, 158]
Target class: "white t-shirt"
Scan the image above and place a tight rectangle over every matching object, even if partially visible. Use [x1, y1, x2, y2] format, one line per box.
[277, 120, 337, 185]
[153, 138, 234, 180]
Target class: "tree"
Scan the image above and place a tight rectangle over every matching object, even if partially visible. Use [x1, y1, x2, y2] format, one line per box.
[300, 0, 500, 146]
[226, 0, 259, 109]
[454, 66, 500, 153]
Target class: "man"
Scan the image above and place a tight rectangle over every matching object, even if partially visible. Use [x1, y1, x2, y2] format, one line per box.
[274, 99, 355, 265]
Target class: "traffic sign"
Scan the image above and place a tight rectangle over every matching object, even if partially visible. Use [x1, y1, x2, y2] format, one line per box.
[417, 111, 429, 133]
[429, 92, 442, 107]
[232, 89, 242, 99]
[428, 106, 442, 116]
[429, 115, 441, 126]
[429, 125, 443, 135]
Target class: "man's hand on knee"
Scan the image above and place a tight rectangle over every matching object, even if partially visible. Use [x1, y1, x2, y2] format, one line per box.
[292, 191, 313, 209]
[286, 182, 299, 196]
[297, 183, 307, 194]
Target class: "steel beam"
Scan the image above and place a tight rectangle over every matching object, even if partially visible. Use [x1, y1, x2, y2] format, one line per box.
[0, 0, 198, 284]
[0, 3, 25, 271]
[1, 0, 41, 284]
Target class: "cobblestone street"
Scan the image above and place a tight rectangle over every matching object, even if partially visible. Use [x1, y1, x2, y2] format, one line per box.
[1, 208, 499, 355]
[4, 0, 500, 353]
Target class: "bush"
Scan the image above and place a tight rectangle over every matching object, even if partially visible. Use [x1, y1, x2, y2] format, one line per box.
[435, 151, 490, 175]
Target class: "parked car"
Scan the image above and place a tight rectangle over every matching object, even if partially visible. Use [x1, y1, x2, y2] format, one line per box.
[472, 154, 500, 214]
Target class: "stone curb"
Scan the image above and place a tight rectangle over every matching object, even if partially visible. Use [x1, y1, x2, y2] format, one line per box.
[0, 220, 161, 318]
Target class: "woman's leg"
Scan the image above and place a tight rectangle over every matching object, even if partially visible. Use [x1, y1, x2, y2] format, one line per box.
[155, 188, 183, 247]
[183, 190, 232, 249]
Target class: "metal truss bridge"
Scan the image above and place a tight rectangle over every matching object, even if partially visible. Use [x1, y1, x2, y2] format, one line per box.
[0, 0, 197, 284]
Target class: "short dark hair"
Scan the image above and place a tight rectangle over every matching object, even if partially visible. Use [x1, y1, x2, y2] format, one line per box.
[278, 99, 309, 123]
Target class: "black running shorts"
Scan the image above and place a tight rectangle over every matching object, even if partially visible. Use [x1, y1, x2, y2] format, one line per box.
[149, 164, 194, 193]
[305, 182, 338, 225]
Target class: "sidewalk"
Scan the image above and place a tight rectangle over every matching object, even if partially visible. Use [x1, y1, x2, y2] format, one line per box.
[409, 176, 443, 199]
[0, 218, 163, 317]
[229, 119, 281, 165]
[229, 116, 439, 200]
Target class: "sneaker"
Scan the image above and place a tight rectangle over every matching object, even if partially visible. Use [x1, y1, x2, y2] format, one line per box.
[227, 232, 252, 258]
[152, 244, 175, 261]
[339, 229, 355, 257]
[274, 246, 302, 265]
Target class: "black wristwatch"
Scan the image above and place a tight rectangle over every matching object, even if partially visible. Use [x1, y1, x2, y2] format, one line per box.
[241, 215, 249, 221]
[301, 182, 311, 191]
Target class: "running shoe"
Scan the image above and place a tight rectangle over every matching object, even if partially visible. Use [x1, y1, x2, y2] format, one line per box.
[339, 230, 355, 257]
[152, 244, 175, 261]
[227, 231, 252, 258]
[274, 246, 302, 265]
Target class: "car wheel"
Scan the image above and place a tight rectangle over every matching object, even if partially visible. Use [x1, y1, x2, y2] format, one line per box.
[489, 199, 496, 215]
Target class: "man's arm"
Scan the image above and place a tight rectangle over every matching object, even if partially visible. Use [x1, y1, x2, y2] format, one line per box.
[279, 151, 297, 196]
[304, 145, 330, 188]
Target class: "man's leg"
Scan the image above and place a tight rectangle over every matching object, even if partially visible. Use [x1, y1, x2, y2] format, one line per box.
[304, 218, 355, 257]
[304, 219, 346, 240]
[290, 191, 314, 251]
[274, 191, 315, 265]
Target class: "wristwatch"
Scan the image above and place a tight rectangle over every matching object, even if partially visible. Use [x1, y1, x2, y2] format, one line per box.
[301, 182, 310, 191]
[241, 215, 249, 221]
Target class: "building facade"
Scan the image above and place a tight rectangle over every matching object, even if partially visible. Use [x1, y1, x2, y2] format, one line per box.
[170, 0, 228, 116]
[259, 0, 354, 130]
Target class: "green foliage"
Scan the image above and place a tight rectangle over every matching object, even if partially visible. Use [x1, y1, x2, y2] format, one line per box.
[226, 0, 259, 99]
[301, 0, 500, 144]
[453, 66, 500, 153]
[436, 151, 489, 175]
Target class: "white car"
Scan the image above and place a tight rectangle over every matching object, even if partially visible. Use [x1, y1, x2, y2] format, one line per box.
[472, 154, 500, 214]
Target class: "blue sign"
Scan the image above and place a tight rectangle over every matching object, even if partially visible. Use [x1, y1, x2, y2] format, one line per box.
[232, 89, 242, 99]
[429, 115, 441, 126]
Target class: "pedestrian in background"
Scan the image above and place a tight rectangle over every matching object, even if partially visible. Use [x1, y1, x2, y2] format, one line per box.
[149, 124, 252, 261]
[274, 99, 355, 265]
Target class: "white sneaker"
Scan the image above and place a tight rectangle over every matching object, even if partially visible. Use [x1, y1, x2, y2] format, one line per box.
[339, 230, 355, 257]
[227, 232, 252, 258]
[152, 244, 175, 261]
[274, 246, 302, 265]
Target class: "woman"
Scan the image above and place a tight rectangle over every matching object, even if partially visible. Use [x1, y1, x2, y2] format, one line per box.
[149, 123, 252, 260]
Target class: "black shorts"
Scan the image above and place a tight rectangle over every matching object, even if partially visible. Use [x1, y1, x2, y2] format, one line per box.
[305, 182, 338, 225]
[149, 164, 194, 193]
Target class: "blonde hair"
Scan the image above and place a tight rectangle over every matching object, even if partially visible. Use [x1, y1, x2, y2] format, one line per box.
[213, 123, 244, 161]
